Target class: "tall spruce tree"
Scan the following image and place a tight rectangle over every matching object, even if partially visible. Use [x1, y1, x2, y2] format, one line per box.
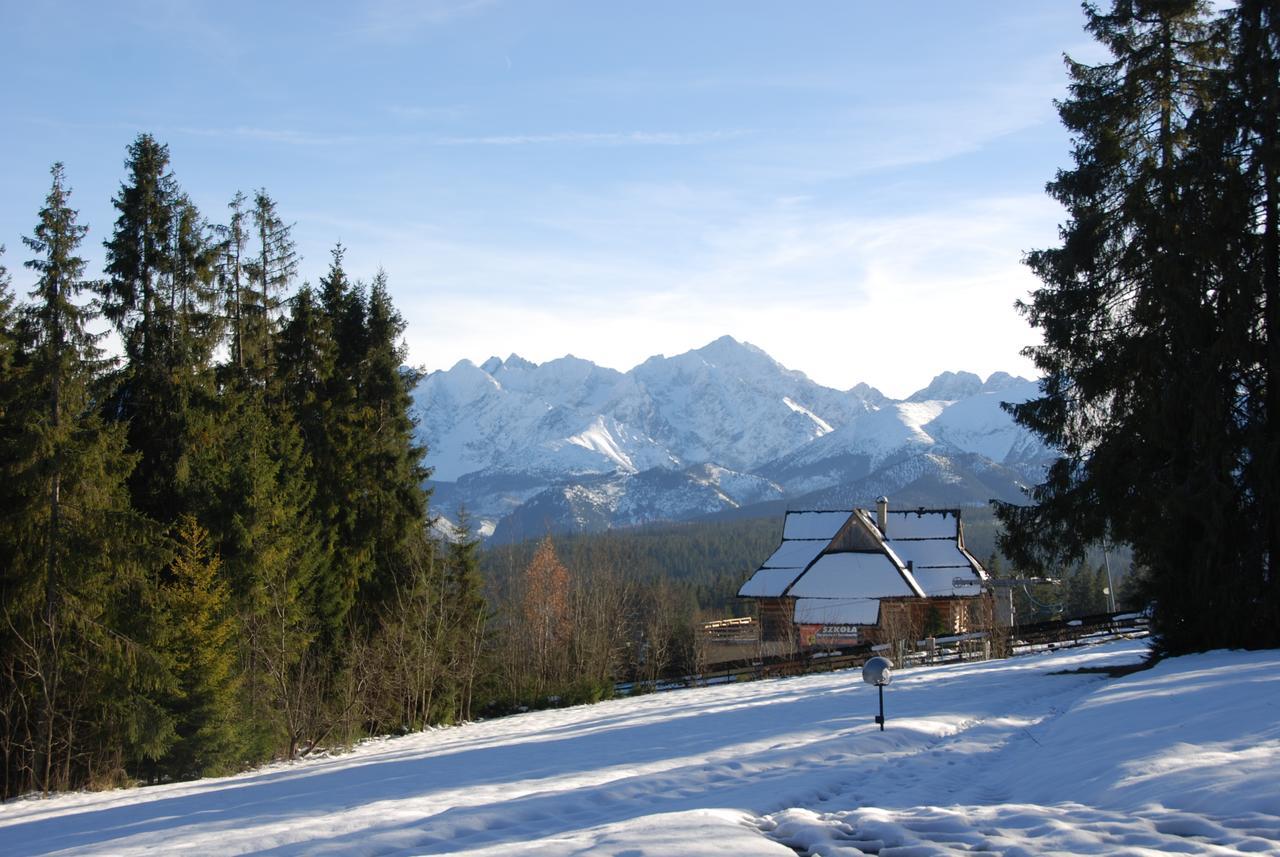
[1, 164, 168, 795]
[356, 270, 430, 608]
[169, 195, 222, 370]
[101, 137, 221, 522]
[242, 190, 297, 385]
[155, 515, 242, 779]
[277, 282, 350, 653]
[102, 134, 176, 367]
[312, 247, 372, 637]
[1230, 0, 1280, 640]
[209, 384, 328, 760]
[998, 1, 1276, 651]
[278, 256, 430, 669]
[219, 191, 251, 372]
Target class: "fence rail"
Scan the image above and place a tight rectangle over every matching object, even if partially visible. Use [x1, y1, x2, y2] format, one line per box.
[618, 610, 1150, 696]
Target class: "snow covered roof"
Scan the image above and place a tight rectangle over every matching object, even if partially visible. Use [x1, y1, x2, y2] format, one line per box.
[782, 510, 850, 541]
[760, 540, 831, 569]
[737, 510, 850, 598]
[738, 568, 807, 598]
[885, 509, 986, 596]
[739, 505, 988, 621]
[892, 539, 974, 570]
[884, 509, 960, 540]
[787, 553, 915, 599]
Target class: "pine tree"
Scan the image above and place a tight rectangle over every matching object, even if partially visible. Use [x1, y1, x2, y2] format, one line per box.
[443, 515, 487, 722]
[355, 270, 430, 610]
[995, 1, 1271, 652]
[210, 385, 328, 760]
[169, 195, 222, 370]
[0, 164, 168, 795]
[102, 133, 176, 367]
[321, 246, 366, 366]
[1229, 0, 1280, 643]
[156, 516, 242, 779]
[219, 191, 251, 372]
[101, 138, 222, 523]
[240, 190, 297, 385]
[277, 283, 349, 651]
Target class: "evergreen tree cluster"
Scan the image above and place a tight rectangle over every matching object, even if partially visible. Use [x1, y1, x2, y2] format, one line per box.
[999, 1, 1280, 653]
[0, 139, 484, 799]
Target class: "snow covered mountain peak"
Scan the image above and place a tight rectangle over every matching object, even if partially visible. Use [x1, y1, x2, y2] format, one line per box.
[479, 353, 538, 375]
[413, 339, 1049, 539]
[692, 334, 775, 366]
[907, 370, 985, 402]
[980, 371, 1023, 394]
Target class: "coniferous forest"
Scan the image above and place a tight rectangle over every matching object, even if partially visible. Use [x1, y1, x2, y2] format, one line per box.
[0, 141, 782, 798]
[0, 139, 475, 798]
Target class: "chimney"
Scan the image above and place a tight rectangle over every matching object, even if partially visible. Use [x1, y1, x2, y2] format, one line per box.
[876, 496, 889, 536]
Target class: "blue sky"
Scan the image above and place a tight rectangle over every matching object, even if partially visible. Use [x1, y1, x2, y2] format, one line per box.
[1, 1, 1096, 398]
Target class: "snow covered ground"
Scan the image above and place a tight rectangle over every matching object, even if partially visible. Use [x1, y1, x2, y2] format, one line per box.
[2, 640, 1277, 856]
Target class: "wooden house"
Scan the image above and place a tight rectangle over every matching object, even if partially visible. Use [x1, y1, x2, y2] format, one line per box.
[737, 499, 990, 648]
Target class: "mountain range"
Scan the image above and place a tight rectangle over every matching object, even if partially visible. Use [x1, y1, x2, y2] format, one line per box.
[411, 336, 1053, 542]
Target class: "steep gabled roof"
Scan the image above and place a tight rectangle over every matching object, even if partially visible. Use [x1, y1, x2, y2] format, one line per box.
[738, 505, 988, 624]
[736, 510, 847, 598]
[782, 510, 850, 540]
[884, 508, 988, 597]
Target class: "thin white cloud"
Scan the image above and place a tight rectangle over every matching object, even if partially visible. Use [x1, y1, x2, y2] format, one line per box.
[735, 72, 1066, 184]
[323, 186, 1061, 398]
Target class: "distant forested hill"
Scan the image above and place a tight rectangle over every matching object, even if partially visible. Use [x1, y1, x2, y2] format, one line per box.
[479, 506, 1011, 616]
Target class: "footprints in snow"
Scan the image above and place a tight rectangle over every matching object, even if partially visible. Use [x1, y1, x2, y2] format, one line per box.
[758, 803, 1280, 856]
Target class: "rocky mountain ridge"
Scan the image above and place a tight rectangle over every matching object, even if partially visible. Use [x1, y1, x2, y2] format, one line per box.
[411, 336, 1053, 542]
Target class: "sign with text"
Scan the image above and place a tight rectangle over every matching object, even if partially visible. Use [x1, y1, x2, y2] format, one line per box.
[799, 624, 861, 647]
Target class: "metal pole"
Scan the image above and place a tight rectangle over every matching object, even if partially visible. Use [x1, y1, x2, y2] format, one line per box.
[1103, 542, 1116, 614]
[877, 684, 885, 731]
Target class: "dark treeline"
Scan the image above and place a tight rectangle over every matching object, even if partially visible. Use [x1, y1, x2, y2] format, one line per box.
[998, 0, 1280, 653]
[483, 516, 782, 613]
[0, 138, 486, 799]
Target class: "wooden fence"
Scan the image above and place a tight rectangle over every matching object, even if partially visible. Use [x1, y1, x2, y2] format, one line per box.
[618, 609, 1150, 696]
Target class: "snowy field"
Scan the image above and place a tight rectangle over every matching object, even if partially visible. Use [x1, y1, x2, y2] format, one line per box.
[2, 640, 1277, 856]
